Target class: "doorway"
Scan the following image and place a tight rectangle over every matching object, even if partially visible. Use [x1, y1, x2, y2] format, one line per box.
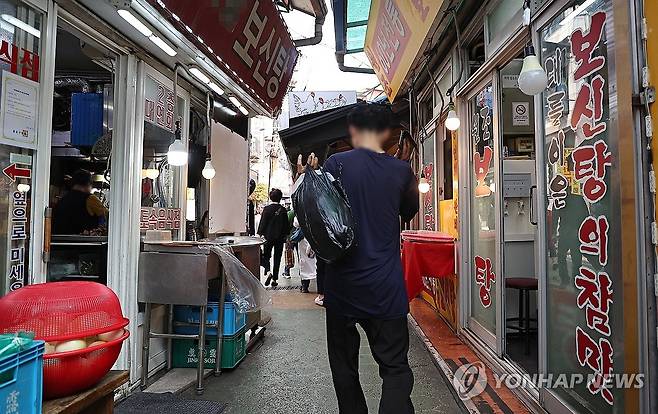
[46, 19, 117, 284]
[499, 55, 539, 375]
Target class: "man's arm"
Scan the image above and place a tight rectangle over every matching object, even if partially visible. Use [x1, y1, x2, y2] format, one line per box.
[400, 169, 419, 222]
[86, 194, 108, 217]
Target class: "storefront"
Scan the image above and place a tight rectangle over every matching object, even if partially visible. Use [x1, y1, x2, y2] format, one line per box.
[0, 0, 297, 391]
[365, 0, 654, 412]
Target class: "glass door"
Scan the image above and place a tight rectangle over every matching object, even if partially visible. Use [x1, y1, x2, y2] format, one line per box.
[466, 77, 500, 350]
[0, 0, 44, 294]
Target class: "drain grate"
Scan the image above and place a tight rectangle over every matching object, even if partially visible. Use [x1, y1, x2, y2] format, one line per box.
[266, 285, 303, 291]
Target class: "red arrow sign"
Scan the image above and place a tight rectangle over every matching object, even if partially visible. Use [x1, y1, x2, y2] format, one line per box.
[3, 163, 31, 181]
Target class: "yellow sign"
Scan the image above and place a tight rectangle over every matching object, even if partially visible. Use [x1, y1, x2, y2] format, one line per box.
[364, 0, 445, 102]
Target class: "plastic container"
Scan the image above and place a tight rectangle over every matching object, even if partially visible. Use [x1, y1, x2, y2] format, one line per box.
[42, 329, 129, 399]
[173, 302, 246, 336]
[172, 329, 246, 370]
[0, 282, 130, 399]
[0, 341, 44, 414]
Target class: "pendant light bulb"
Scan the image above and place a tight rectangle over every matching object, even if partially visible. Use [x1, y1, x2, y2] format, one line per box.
[418, 173, 430, 194]
[518, 45, 548, 96]
[202, 158, 216, 179]
[445, 102, 460, 131]
[167, 138, 188, 166]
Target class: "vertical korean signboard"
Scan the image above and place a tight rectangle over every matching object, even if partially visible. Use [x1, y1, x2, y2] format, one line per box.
[150, 0, 298, 113]
[0, 2, 42, 294]
[542, 0, 632, 411]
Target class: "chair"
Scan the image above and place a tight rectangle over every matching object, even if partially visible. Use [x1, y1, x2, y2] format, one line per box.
[505, 277, 538, 355]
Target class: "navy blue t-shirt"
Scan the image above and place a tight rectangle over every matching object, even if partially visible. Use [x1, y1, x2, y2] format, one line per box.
[322, 148, 419, 319]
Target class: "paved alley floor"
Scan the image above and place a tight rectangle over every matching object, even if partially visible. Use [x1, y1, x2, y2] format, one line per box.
[185, 276, 463, 414]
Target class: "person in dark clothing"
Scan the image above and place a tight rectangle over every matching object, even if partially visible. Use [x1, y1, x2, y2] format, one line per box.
[257, 188, 290, 287]
[53, 169, 108, 235]
[318, 104, 419, 414]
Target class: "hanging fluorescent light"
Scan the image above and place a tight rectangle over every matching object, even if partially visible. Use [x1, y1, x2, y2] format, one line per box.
[149, 35, 177, 57]
[1, 14, 40, 38]
[189, 66, 210, 84]
[208, 82, 224, 95]
[117, 9, 152, 37]
[445, 101, 460, 131]
[237, 105, 249, 116]
[518, 44, 548, 96]
[228, 96, 242, 107]
[167, 138, 188, 166]
[418, 174, 430, 194]
[202, 158, 216, 179]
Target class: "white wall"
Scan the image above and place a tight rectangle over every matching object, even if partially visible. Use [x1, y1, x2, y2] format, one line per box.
[209, 122, 249, 234]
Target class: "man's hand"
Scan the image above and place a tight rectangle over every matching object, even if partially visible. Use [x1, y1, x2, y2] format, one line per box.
[296, 153, 319, 175]
[395, 134, 415, 162]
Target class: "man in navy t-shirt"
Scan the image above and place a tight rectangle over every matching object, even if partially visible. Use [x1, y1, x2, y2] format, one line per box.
[321, 104, 419, 414]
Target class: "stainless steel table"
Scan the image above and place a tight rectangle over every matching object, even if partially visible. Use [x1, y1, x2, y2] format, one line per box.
[138, 242, 226, 395]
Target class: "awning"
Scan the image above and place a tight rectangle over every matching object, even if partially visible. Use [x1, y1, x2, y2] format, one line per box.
[332, 0, 375, 73]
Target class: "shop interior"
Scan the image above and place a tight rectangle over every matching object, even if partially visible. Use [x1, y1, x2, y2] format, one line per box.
[47, 23, 116, 284]
[500, 54, 538, 375]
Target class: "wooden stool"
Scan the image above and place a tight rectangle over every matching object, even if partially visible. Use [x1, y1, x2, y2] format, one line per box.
[43, 370, 128, 414]
[505, 277, 538, 355]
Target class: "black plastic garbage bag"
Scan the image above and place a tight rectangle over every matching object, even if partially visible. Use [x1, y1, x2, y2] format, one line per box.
[292, 166, 356, 263]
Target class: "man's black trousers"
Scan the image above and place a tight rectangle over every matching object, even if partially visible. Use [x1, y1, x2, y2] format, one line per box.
[326, 310, 415, 414]
[261, 240, 284, 280]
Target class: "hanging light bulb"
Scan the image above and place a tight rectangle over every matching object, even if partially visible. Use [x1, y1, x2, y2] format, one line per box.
[202, 158, 216, 179]
[143, 160, 159, 179]
[167, 139, 187, 166]
[518, 44, 548, 95]
[445, 101, 460, 131]
[418, 173, 430, 194]
[167, 121, 188, 166]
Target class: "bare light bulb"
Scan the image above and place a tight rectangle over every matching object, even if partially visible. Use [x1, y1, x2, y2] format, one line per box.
[446, 108, 460, 131]
[145, 168, 159, 179]
[202, 159, 216, 179]
[418, 177, 430, 194]
[518, 45, 548, 96]
[167, 139, 187, 166]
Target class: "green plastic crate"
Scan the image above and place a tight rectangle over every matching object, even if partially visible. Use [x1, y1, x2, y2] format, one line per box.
[172, 329, 246, 369]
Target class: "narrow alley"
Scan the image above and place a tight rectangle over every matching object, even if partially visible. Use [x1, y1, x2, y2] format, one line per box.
[185, 277, 463, 414]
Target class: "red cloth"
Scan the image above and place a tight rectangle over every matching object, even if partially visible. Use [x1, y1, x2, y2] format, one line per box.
[401, 231, 455, 301]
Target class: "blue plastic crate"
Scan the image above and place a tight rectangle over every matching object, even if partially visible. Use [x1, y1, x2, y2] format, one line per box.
[174, 302, 246, 336]
[0, 341, 44, 414]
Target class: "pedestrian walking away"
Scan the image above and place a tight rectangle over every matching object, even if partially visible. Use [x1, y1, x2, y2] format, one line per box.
[258, 188, 292, 287]
[308, 103, 419, 414]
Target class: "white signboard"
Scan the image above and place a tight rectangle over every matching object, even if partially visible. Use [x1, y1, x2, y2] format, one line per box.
[512, 102, 530, 126]
[1, 71, 38, 149]
[502, 74, 519, 89]
[289, 91, 357, 118]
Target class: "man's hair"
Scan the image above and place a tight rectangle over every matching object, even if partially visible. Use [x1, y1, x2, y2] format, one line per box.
[269, 188, 283, 202]
[347, 103, 394, 132]
[71, 169, 93, 187]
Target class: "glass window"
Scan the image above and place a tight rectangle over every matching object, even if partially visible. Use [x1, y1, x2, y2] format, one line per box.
[541, 0, 624, 410]
[141, 73, 186, 240]
[0, 0, 43, 294]
[486, 0, 524, 55]
[442, 128, 453, 200]
[469, 84, 497, 333]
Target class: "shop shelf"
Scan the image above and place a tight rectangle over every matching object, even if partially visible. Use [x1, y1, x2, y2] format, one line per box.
[173, 301, 246, 336]
[172, 328, 247, 370]
[0, 341, 44, 414]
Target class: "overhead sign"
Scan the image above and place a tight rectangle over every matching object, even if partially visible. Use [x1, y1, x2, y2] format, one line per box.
[150, 0, 299, 114]
[364, 0, 445, 102]
[288, 91, 357, 118]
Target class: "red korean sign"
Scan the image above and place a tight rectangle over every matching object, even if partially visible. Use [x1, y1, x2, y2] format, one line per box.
[140, 207, 181, 231]
[149, 0, 298, 114]
[542, 3, 620, 409]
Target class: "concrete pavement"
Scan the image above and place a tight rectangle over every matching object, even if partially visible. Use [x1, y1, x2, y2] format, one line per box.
[185, 276, 464, 414]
